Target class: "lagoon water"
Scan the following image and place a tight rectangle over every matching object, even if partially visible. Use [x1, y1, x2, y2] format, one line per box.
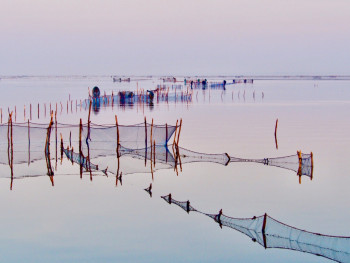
[0, 76, 350, 262]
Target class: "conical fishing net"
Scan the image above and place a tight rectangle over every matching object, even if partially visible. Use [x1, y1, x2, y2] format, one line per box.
[162, 194, 350, 263]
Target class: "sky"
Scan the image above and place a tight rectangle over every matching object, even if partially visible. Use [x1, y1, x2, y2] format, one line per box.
[0, 0, 350, 75]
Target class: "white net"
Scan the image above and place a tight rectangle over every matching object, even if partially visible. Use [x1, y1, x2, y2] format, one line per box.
[162, 195, 350, 263]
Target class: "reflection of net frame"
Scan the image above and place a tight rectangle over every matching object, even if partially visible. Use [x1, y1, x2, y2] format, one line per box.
[64, 142, 313, 184]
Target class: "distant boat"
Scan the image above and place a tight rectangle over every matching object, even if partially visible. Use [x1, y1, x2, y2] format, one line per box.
[112, 77, 130, 82]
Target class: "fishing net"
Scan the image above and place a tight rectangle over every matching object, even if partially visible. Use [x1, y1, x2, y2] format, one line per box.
[80, 90, 192, 109]
[264, 152, 313, 178]
[0, 119, 176, 181]
[81, 122, 176, 157]
[163, 194, 350, 263]
[62, 143, 313, 180]
[0, 121, 175, 161]
[161, 195, 197, 213]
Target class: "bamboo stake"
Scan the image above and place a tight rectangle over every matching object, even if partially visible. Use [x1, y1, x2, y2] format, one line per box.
[87, 101, 92, 181]
[44, 113, 54, 178]
[115, 115, 120, 150]
[144, 116, 147, 167]
[297, 150, 302, 184]
[28, 119, 30, 165]
[11, 115, 14, 190]
[153, 140, 156, 167]
[165, 123, 168, 146]
[144, 117, 147, 149]
[274, 119, 278, 150]
[71, 147, 74, 165]
[60, 133, 63, 164]
[176, 118, 182, 147]
[87, 100, 92, 142]
[150, 118, 153, 172]
[150, 118, 153, 149]
[150, 150, 154, 181]
[310, 152, 314, 180]
[173, 120, 178, 146]
[79, 118, 82, 178]
[55, 111, 57, 170]
[8, 113, 13, 190]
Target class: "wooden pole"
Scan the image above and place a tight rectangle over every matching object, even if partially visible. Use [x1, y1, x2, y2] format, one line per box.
[79, 118, 82, 178]
[274, 119, 278, 150]
[10, 115, 13, 189]
[115, 115, 120, 149]
[150, 118, 153, 150]
[262, 213, 267, 233]
[71, 147, 74, 165]
[144, 117, 147, 149]
[153, 140, 156, 167]
[150, 118, 153, 172]
[176, 118, 182, 147]
[87, 100, 92, 141]
[55, 111, 57, 170]
[165, 123, 168, 146]
[60, 133, 63, 164]
[144, 116, 147, 167]
[310, 152, 314, 180]
[28, 119, 30, 165]
[44, 113, 54, 177]
[173, 120, 178, 146]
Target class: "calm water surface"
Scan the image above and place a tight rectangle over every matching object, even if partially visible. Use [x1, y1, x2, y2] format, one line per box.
[0, 77, 349, 262]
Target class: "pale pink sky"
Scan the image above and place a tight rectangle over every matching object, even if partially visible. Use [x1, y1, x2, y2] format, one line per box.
[1, 0, 350, 75]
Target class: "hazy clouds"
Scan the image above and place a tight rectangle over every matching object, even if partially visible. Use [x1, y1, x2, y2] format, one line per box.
[1, 0, 349, 75]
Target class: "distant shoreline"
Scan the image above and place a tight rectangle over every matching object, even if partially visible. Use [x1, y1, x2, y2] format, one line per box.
[1, 75, 350, 81]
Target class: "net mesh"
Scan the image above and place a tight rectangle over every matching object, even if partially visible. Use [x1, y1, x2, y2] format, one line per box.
[162, 195, 350, 263]
[0, 120, 175, 179]
[61, 143, 313, 179]
[0, 119, 313, 182]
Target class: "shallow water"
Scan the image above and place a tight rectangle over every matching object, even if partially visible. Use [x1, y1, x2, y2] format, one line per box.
[0, 77, 349, 262]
